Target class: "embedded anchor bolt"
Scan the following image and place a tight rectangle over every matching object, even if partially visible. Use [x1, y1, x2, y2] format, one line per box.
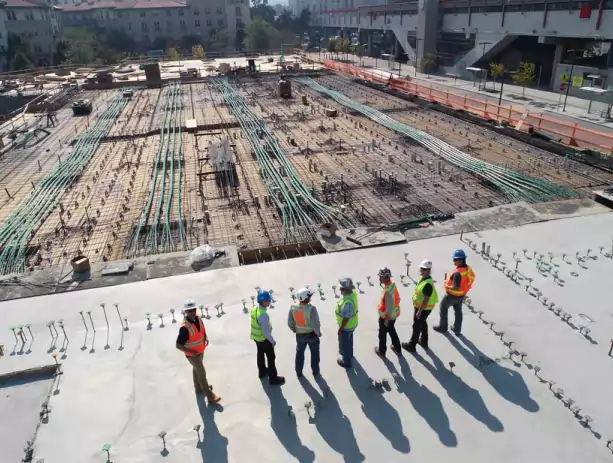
[449, 361, 456, 373]
[566, 398, 575, 409]
[170, 308, 177, 323]
[87, 311, 96, 332]
[145, 312, 152, 328]
[241, 300, 247, 313]
[356, 281, 362, 291]
[250, 295, 255, 305]
[582, 416, 594, 428]
[571, 405, 582, 417]
[478, 311, 484, 319]
[520, 352, 527, 362]
[114, 303, 123, 329]
[123, 317, 129, 330]
[547, 380, 556, 390]
[158, 313, 164, 328]
[554, 388, 564, 399]
[158, 431, 167, 450]
[193, 424, 201, 440]
[366, 276, 372, 286]
[332, 285, 338, 297]
[102, 444, 111, 462]
[215, 304, 221, 316]
[534, 366, 542, 379]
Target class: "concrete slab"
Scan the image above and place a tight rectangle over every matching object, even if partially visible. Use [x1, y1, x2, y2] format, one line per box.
[320, 227, 406, 252]
[0, 368, 55, 463]
[0, 213, 612, 462]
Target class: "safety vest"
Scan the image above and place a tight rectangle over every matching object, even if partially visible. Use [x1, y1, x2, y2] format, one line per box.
[444, 265, 475, 297]
[335, 291, 359, 330]
[378, 281, 400, 319]
[250, 306, 272, 342]
[412, 277, 439, 310]
[182, 319, 206, 357]
[291, 304, 314, 334]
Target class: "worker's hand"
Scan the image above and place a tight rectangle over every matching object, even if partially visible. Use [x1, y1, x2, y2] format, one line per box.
[272, 340, 277, 347]
[205, 339, 209, 347]
[384, 319, 391, 328]
[416, 309, 423, 319]
[338, 328, 342, 338]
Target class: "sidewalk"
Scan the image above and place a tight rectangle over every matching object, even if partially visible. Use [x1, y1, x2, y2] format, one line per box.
[309, 52, 613, 136]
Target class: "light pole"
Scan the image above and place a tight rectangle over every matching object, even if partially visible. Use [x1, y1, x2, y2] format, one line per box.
[562, 48, 582, 112]
[414, 38, 423, 77]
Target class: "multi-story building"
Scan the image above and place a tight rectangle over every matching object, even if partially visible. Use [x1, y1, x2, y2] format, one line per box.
[58, 0, 250, 51]
[1, 0, 61, 63]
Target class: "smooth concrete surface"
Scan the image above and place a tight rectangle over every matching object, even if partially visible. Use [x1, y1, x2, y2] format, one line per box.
[320, 227, 406, 252]
[1, 212, 613, 462]
[0, 371, 54, 463]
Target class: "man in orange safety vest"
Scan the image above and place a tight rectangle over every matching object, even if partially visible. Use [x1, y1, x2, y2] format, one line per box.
[176, 299, 221, 404]
[288, 287, 322, 377]
[374, 267, 402, 357]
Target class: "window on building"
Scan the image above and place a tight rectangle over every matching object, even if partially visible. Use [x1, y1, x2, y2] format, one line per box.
[180, 19, 186, 26]
[216, 7, 222, 14]
[128, 23, 132, 30]
[142, 22, 148, 30]
[206, 18, 212, 25]
[106, 11, 110, 19]
[140, 11, 146, 17]
[218, 19, 224, 26]
[236, 18, 242, 26]
[154, 21, 160, 29]
[178, 9, 184, 15]
[195, 19, 201, 27]
[205, 7, 210, 14]
[166, 9, 171, 16]
[235, 6, 241, 15]
[117, 11, 122, 17]
[194, 7, 199, 14]
[167, 20, 173, 29]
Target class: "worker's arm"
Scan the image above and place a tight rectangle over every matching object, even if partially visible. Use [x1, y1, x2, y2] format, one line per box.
[384, 289, 395, 319]
[310, 306, 322, 337]
[287, 308, 296, 333]
[451, 271, 462, 290]
[338, 301, 353, 334]
[258, 313, 275, 345]
[175, 327, 199, 355]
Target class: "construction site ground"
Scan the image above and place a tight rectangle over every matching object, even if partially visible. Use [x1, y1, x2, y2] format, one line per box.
[1, 210, 613, 462]
[0, 73, 612, 274]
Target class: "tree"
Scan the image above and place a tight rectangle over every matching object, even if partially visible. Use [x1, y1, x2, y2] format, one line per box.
[167, 47, 181, 60]
[244, 17, 277, 52]
[354, 43, 366, 66]
[335, 38, 349, 60]
[52, 39, 70, 66]
[421, 52, 437, 77]
[6, 34, 37, 70]
[212, 29, 230, 51]
[275, 10, 293, 30]
[251, 4, 276, 23]
[327, 38, 337, 54]
[512, 61, 536, 98]
[489, 62, 505, 91]
[180, 34, 202, 51]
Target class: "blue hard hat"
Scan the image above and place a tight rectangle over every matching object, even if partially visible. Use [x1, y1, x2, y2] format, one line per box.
[257, 290, 272, 304]
[452, 249, 467, 260]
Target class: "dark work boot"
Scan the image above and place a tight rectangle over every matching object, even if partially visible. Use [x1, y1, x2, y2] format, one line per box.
[419, 339, 429, 350]
[374, 346, 386, 358]
[401, 342, 416, 353]
[433, 326, 447, 333]
[269, 376, 286, 386]
[258, 368, 268, 379]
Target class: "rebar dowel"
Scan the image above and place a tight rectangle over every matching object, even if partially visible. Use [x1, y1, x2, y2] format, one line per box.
[100, 303, 110, 330]
[79, 311, 89, 331]
[87, 311, 96, 332]
[114, 303, 124, 329]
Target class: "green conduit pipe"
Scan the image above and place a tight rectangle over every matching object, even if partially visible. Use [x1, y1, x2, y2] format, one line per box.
[213, 78, 355, 243]
[0, 90, 134, 275]
[298, 77, 580, 204]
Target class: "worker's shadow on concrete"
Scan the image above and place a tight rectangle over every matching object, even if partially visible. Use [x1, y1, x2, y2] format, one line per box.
[413, 349, 504, 432]
[196, 397, 228, 463]
[263, 383, 316, 462]
[447, 334, 539, 412]
[385, 356, 458, 447]
[348, 360, 411, 453]
[299, 376, 365, 462]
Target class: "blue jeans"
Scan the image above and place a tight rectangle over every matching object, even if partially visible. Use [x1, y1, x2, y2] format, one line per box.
[338, 329, 354, 366]
[295, 333, 320, 375]
[438, 293, 464, 332]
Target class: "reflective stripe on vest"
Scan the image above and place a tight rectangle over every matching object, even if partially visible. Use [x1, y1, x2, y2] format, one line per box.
[250, 306, 272, 342]
[292, 304, 314, 334]
[444, 265, 475, 296]
[412, 277, 439, 310]
[182, 319, 206, 357]
[377, 281, 401, 319]
[335, 291, 359, 330]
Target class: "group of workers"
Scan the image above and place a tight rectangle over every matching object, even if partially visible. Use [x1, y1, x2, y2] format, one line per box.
[176, 249, 475, 402]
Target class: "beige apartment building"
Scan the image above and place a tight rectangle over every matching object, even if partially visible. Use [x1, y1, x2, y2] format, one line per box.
[58, 0, 250, 51]
[1, 0, 61, 62]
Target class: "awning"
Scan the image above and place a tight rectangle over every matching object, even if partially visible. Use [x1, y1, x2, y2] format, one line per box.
[586, 74, 603, 79]
[465, 67, 484, 72]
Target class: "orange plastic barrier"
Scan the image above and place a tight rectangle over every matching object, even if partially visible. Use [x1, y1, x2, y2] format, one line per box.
[323, 60, 613, 153]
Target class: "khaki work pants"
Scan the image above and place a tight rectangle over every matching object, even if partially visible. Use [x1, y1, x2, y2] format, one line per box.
[186, 353, 212, 397]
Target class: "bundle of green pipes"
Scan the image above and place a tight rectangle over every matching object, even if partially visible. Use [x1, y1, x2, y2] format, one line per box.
[212, 78, 354, 243]
[126, 82, 185, 258]
[298, 78, 581, 204]
[0, 89, 133, 275]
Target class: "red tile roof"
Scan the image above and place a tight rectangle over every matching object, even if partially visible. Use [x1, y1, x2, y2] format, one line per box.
[58, 0, 186, 11]
[2, 0, 49, 8]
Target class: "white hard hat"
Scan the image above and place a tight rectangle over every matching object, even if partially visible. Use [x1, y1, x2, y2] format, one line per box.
[183, 299, 197, 310]
[296, 287, 313, 302]
[419, 259, 433, 269]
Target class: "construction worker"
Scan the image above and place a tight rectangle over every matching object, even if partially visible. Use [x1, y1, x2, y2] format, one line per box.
[336, 277, 358, 368]
[402, 260, 438, 352]
[434, 249, 476, 335]
[375, 267, 401, 357]
[251, 290, 285, 386]
[176, 300, 221, 404]
[288, 287, 322, 377]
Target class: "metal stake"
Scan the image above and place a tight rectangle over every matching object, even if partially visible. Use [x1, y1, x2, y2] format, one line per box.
[100, 303, 109, 331]
[114, 303, 124, 330]
[171, 308, 177, 323]
[87, 311, 96, 332]
[79, 311, 89, 331]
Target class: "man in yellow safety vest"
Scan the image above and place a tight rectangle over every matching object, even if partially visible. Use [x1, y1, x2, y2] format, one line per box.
[250, 290, 285, 386]
[336, 277, 359, 368]
[288, 287, 322, 377]
[176, 299, 221, 403]
[401, 260, 438, 353]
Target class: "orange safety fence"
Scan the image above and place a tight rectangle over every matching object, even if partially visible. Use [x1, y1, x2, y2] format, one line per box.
[323, 60, 613, 153]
